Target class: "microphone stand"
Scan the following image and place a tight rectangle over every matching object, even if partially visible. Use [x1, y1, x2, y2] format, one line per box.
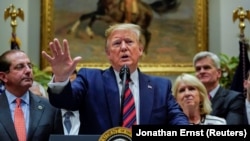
[119, 65, 129, 126]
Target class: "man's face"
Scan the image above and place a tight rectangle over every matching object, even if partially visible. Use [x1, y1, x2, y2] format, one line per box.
[194, 57, 221, 86]
[106, 29, 143, 72]
[3, 52, 33, 91]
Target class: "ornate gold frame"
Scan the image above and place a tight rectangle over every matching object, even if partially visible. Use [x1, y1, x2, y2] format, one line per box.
[40, 0, 208, 75]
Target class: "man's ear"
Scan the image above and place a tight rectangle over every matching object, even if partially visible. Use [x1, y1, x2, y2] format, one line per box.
[244, 80, 248, 89]
[217, 69, 222, 78]
[0, 72, 7, 83]
[139, 43, 144, 56]
[105, 49, 110, 56]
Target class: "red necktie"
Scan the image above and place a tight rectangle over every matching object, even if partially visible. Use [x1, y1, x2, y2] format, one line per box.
[209, 93, 212, 100]
[122, 80, 136, 129]
[14, 98, 26, 141]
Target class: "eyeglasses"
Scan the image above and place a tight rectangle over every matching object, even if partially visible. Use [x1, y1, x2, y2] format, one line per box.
[6, 63, 33, 73]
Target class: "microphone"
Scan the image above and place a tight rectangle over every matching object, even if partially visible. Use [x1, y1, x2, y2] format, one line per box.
[119, 65, 130, 126]
[119, 65, 130, 99]
[119, 65, 130, 90]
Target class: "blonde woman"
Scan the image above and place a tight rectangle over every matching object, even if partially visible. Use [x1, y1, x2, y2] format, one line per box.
[173, 73, 226, 125]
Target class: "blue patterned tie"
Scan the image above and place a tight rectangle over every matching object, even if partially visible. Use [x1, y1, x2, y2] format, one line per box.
[64, 111, 73, 134]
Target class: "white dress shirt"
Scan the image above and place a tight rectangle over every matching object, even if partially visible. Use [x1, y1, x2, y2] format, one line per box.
[209, 84, 220, 99]
[245, 99, 250, 124]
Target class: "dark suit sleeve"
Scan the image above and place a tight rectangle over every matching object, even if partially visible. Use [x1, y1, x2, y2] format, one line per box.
[48, 68, 99, 112]
[48, 77, 87, 111]
[149, 77, 189, 125]
[165, 80, 189, 125]
[224, 91, 245, 125]
[52, 109, 64, 134]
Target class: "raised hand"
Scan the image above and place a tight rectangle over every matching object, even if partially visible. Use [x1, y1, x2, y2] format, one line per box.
[42, 38, 82, 82]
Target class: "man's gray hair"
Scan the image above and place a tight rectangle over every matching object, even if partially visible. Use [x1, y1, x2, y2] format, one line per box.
[193, 51, 221, 69]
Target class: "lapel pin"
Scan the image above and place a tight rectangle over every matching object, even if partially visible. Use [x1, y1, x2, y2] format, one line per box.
[38, 105, 43, 110]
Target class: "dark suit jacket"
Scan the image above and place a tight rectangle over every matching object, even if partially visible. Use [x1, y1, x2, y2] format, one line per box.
[0, 91, 63, 141]
[210, 86, 246, 125]
[48, 67, 189, 134]
[242, 97, 249, 125]
[243, 106, 249, 125]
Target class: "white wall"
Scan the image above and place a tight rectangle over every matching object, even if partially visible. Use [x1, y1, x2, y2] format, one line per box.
[0, 0, 40, 66]
[209, 0, 250, 57]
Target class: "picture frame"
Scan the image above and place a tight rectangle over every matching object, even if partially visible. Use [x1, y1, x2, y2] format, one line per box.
[40, 0, 208, 75]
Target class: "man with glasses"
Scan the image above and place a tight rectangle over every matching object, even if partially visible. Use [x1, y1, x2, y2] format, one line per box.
[0, 49, 62, 141]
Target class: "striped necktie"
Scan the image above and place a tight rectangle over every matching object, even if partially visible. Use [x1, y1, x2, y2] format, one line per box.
[14, 98, 26, 141]
[122, 79, 136, 129]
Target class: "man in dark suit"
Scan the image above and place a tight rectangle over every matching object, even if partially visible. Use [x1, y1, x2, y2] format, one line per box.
[193, 51, 246, 124]
[42, 23, 189, 134]
[0, 50, 62, 141]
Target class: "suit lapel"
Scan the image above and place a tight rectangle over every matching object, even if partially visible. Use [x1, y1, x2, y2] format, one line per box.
[56, 110, 64, 133]
[27, 93, 45, 139]
[103, 67, 121, 126]
[138, 73, 154, 124]
[0, 93, 18, 141]
[212, 86, 225, 101]
[211, 86, 225, 114]
[103, 68, 154, 125]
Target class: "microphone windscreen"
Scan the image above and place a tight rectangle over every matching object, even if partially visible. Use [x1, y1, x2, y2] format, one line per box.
[119, 65, 130, 80]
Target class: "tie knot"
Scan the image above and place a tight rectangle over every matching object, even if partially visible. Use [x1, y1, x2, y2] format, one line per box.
[16, 98, 22, 106]
[64, 111, 73, 118]
[126, 78, 131, 84]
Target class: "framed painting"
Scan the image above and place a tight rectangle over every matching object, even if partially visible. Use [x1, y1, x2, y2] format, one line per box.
[40, 0, 208, 75]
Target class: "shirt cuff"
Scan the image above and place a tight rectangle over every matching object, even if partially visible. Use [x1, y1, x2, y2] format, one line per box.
[48, 75, 70, 94]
